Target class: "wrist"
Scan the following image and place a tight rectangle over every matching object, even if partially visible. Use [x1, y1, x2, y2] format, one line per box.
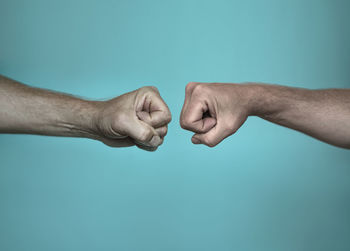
[240, 83, 282, 117]
[81, 100, 104, 139]
[63, 99, 102, 140]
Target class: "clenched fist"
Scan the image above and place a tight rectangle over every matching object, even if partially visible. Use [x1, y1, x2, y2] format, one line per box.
[2, 74, 349, 150]
[93, 86, 172, 151]
[180, 82, 255, 147]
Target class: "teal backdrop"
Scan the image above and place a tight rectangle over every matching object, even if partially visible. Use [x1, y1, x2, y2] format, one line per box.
[0, 0, 349, 250]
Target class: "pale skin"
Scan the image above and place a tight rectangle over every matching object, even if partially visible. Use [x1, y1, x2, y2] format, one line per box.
[0, 75, 172, 151]
[180, 82, 350, 149]
[1, 75, 349, 150]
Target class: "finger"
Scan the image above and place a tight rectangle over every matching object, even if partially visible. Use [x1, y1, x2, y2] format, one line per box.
[136, 144, 158, 152]
[155, 125, 168, 138]
[136, 109, 171, 128]
[137, 91, 172, 128]
[184, 82, 199, 104]
[191, 121, 233, 147]
[189, 117, 217, 134]
[180, 82, 197, 121]
[134, 134, 164, 148]
[185, 82, 199, 94]
[125, 118, 162, 148]
[180, 99, 216, 134]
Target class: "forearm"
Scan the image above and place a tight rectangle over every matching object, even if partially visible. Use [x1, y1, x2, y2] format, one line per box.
[248, 83, 350, 149]
[0, 75, 99, 138]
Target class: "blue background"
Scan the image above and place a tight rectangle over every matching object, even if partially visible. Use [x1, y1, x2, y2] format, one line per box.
[0, 0, 349, 250]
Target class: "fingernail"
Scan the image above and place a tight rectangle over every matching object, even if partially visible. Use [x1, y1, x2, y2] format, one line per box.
[149, 135, 162, 147]
[192, 137, 201, 144]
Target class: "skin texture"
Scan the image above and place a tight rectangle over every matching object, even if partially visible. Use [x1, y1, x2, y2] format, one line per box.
[180, 82, 350, 149]
[0, 75, 171, 151]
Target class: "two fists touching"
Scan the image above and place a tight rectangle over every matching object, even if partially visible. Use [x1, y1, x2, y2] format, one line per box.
[1, 74, 349, 150]
[2, 76, 249, 150]
[92, 82, 249, 150]
[94, 82, 350, 150]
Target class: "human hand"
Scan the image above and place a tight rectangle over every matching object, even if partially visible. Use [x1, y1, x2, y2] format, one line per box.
[180, 82, 255, 147]
[92, 86, 171, 151]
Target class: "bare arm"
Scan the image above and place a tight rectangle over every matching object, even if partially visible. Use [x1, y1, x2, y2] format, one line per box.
[0, 75, 171, 151]
[0, 75, 98, 138]
[180, 82, 350, 149]
[253, 84, 350, 149]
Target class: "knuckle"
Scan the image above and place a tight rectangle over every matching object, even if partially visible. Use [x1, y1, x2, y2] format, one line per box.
[185, 82, 198, 93]
[139, 128, 153, 142]
[191, 83, 204, 93]
[156, 127, 167, 137]
[163, 126, 168, 136]
[146, 147, 158, 152]
[158, 137, 164, 146]
[190, 84, 208, 99]
[143, 85, 159, 93]
[185, 82, 194, 90]
[164, 111, 172, 124]
[180, 117, 189, 130]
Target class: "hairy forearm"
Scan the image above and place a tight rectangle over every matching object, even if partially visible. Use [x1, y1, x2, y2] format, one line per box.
[248, 83, 350, 149]
[0, 75, 171, 150]
[0, 75, 98, 138]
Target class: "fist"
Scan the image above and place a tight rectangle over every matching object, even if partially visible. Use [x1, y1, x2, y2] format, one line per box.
[180, 82, 254, 147]
[93, 86, 171, 151]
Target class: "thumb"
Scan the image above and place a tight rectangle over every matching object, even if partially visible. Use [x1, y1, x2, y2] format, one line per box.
[191, 121, 234, 147]
[125, 118, 162, 148]
[136, 110, 171, 128]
